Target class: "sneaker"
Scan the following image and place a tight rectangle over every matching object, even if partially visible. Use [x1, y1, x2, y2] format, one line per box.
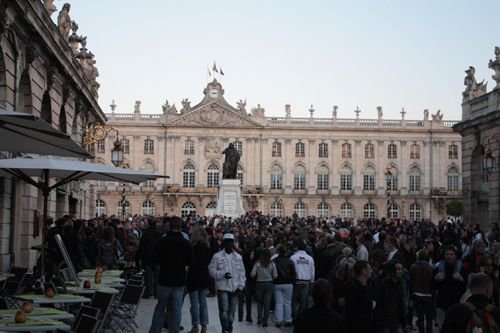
[246, 318, 253, 324]
[257, 320, 262, 325]
[284, 322, 293, 327]
[276, 323, 281, 328]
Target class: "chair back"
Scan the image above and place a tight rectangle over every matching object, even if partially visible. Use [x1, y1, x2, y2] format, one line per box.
[74, 313, 99, 333]
[120, 284, 144, 306]
[72, 305, 100, 330]
[3, 267, 28, 294]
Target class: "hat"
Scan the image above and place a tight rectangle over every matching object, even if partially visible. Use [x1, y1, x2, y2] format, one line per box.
[223, 233, 235, 241]
[342, 247, 353, 257]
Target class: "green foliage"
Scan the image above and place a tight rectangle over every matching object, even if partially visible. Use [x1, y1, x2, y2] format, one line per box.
[446, 200, 464, 217]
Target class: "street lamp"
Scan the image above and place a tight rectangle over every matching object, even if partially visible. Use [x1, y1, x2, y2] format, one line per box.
[120, 188, 127, 222]
[111, 131, 123, 167]
[385, 166, 393, 219]
[482, 149, 496, 175]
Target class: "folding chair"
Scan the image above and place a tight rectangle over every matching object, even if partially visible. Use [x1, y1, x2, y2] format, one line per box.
[90, 291, 114, 332]
[2, 267, 28, 294]
[109, 284, 144, 333]
[73, 313, 99, 333]
[72, 305, 100, 330]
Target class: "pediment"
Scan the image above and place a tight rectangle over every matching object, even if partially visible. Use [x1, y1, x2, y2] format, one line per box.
[166, 102, 263, 128]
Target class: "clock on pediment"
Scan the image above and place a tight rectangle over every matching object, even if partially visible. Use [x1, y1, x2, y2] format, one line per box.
[203, 79, 224, 99]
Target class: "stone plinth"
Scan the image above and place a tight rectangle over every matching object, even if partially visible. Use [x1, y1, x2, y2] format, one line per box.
[215, 179, 245, 218]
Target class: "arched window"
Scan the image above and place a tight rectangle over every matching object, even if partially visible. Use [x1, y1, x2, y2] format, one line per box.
[97, 139, 105, 153]
[388, 143, 397, 159]
[143, 162, 155, 187]
[272, 141, 282, 157]
[270, 200, 283, 217]
[409, 167, 421, 192]
[270, 165, 282, 189]
[365, 143, 375, 159]
[206, 202, 217, 209]
[318, 143, 328, 158]
[340, 166, 353, 190]
[410, 144, 420, 159]
[142, 200, 155, 216]
[185, 139, 195, 155]
[386, 168, 398, 191]
[409, 203, 422, 221]
[237, 165, 243, 185]
[363, 166, 375, 191]
[122, 138, 130, 154]
[233, 141, 243, 155]
[387, 203, 399, 219]
[144, 138, 154, 154]
[183, 163, 195, 188]
[317, 166, 329, 190]
[447, 167, 459, 191]
[364, 202, 376, 218]
[340, 202, 354, 218]
[317, 202, 329, 217]
[181, 201, 196, 218]
[342, 143, 352, 158]
[117, 200, 131, 217]
[449, 144, 459, 159]
[295, 142, 305, 158]
[294, 201, 306, 218]
[95, 199, 106, 217]
[294, 166, 306, 190]
[207, 164, 220, 188]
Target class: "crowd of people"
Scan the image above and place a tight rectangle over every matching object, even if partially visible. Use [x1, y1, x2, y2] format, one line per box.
[46, 212, 500, 333]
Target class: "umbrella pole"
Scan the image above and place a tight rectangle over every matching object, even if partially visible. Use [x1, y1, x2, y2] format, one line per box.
[41, 169, 49, 284]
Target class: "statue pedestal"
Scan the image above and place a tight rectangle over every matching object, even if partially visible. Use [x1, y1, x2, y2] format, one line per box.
[215, 179, 245, 218]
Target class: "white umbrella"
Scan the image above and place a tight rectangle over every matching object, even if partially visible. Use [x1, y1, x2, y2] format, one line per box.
[0, 108, 91, 158]
[0, 157, 167, 280]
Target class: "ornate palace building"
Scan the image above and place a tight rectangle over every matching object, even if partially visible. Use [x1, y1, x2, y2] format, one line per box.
[454, 47, 500, 227]
[94, 80, 462, 222]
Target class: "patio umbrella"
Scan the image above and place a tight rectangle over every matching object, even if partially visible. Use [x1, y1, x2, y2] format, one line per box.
[0, 108, 91, 158]
[0, 157, 168, 280]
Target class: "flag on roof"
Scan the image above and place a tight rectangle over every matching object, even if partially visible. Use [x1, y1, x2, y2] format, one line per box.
[212, 62, 219, 73]
[220, 67, 224, 75]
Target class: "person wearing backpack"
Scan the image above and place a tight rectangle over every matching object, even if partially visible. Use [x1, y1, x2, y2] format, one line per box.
[441, 273, 500, 333]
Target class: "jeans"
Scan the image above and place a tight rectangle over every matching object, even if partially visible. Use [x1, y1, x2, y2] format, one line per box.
[274, 283, 293, 323]
[189, 289, 209, 326]
[238, 282, 255, 321]
[217, 290, 239, 333]
[149, 285, 184, 333]
[144, 264, 159, 298]
[412, 295, 434, 333]
[292, 283, 309, 319]
[255, 281, 274, 324]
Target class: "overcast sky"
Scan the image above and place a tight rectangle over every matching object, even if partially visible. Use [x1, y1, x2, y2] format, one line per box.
[59, 0, 499, 120]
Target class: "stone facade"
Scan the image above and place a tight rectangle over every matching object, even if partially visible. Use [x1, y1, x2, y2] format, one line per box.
[0, 0, 105, 269]
[95, 80, 462, 222]
[454, 47, 500, 228]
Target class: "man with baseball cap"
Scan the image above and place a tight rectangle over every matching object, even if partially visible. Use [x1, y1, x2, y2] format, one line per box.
[208, 233, 246, 333]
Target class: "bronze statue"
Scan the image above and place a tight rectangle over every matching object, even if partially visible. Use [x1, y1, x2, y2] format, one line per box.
[222, 143, 240, 179]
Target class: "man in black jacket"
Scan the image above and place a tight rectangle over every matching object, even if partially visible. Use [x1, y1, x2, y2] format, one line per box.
[345, 260, 374, 333]
[441, 273, 500, 333]
[138, 217, 162, 299]
[149, 217, 194, 333]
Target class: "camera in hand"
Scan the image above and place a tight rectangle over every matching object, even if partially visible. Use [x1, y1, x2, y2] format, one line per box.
[224, 272, 232, 279]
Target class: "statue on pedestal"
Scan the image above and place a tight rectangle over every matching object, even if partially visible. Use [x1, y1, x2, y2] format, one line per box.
[222, 143, 240, 179]
[57, 3, 71, 42]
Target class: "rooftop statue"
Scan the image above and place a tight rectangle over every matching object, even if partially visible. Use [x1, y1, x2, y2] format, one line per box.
[488, 46, 500, 89]
[432, 110, 443, 123]
[44, 0, 57, 16]
[181, 99, 191, 113]
[237, 99, 246, 113]
[463, 66, 487, 101]
[57, 3, 71, 42]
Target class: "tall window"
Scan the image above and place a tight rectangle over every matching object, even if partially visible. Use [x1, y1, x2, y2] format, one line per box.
[388, 143, 397, 159]
[294, 166, 306, 190]
[270, 165, 283, 189]
[270, 201, 283, 217]
[294, 201, 306, 218]
[181, 202, 196, 218]
[409, 203, 422, 221]
[272, 141, 282, 157]
[387, 203, 399, 218]
[142, 200, 155, 216]
[340, 166, 353, 190]
[317, 202, 329, 217]
[234, 141, 243, 155]
[317, 166, 329, 190]
[207, 164, 220, 188]
[365, 143, 375, 159]
[364, 202, 376, 218]
[144, 138, 154, 154]
[185, 139, 195, 155]
[342, 143, 352, 158]
[183, 163, 195, 188]
[237, 165, 243, 185]
[340, 202, 354, 218]
[386, 169, 398, 191]
[449, 144, 458, 159]
[143, 162, 155, 187]
[318, 143, 328, 158]
[409, 167, 421, 191]
[97, 139, 105, 153]
[447, 167, 459, 191]
[95, 199, 106, 217]
[295, 142, 305, 158]
[363, 166, 375, 191]
[410, 144, 420, 159]
[122, 138, 130, 154]
[117, 200, 131, 217]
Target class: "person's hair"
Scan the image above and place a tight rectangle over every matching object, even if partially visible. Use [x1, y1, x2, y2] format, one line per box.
[258, 248, 272, 268]
[354, 260, 370, 276]
[101, 227, 115, 242]
[276, 244, 287, 257]
[311, 279, 333, 306]
[444, 245, 458, 255]
[147, 217, 156, 228]
[167, 216, 182, 231]
[479, 255, 494, 268]
[417, 249, 430, 261]
[294, 238, 306, 251]
[470, 272, 493, 292]
[387, 237, 398, 247]
[191, 227, 209, 247]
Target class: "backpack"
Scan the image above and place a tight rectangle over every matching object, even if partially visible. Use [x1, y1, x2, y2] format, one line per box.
[464, 301, 500, 333]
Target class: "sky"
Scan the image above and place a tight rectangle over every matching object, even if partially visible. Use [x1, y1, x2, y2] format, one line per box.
[57, 0, 500, 120]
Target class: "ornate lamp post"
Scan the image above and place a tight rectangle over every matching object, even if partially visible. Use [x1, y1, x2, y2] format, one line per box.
[111, 131, 123, 167]
[83, 123, 123, 167]
[385, 166, 393, 220]
[482, 134, 499, 176]
[120, 188, 127, 222]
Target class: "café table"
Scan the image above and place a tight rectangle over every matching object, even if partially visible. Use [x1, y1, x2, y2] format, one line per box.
[0, 308, 73, 321]
[16, 294, 90, 305]
[78, 269, 123, 277]
[65, 281, 124, 289]
[64, 286, 119, 295]
[0, 318, 70, 332]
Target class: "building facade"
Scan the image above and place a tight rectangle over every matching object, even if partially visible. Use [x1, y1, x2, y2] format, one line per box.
[95, 79, 462, 222]
[0, 0, 105, 269]
[454, 47, 500, 227]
